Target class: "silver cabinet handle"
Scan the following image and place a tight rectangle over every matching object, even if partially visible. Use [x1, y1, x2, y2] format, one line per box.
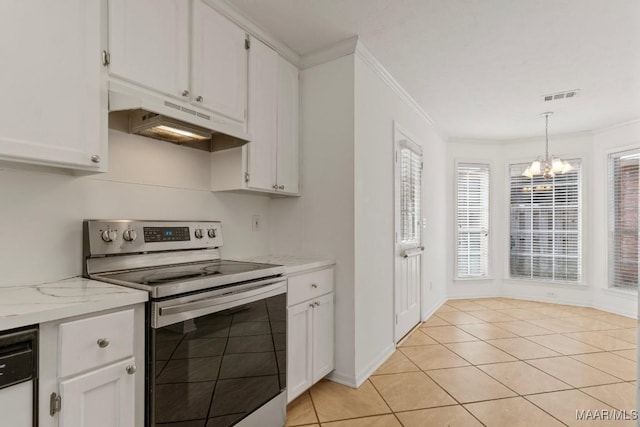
[97, 338, 109, 348]
[311, 284, 318, 289]
[126, 365, 137, 375]
[90, 155, 101, 164]
[403, 246, 425, 258]
[196, 96, 204, 102]
[278, 185, 285, 190]
[182, 90, 190, 97]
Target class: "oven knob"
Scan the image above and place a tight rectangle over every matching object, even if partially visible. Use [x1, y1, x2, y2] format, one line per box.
[207, 229, 216, 238]
[194, 229, 204, 239]
[123, 229, 138, 242]
[101, 229, 117, 243]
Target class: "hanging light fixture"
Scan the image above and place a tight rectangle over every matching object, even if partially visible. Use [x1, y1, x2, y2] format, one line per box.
[522, 112, 574, 180]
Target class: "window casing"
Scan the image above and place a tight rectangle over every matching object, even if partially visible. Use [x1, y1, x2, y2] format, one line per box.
[509, 160, 582, 282]
[456, 163, 490, 278]
[608, 149, 639, 290]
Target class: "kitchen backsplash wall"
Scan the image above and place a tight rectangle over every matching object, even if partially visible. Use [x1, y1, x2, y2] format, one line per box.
[0, 129, 271, 287]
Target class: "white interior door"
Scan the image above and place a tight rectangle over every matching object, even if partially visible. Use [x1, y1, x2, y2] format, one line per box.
[394, 126, 423, 342]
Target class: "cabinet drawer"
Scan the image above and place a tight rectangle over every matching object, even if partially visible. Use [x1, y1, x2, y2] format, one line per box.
[59, 309, 134, 377]
[288, 267, 334, 306]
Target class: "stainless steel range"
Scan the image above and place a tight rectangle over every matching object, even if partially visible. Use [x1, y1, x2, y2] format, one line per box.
[83, 220, 287, 427]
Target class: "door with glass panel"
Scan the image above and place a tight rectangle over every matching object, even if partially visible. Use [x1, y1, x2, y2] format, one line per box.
[394, 126, 423, 341]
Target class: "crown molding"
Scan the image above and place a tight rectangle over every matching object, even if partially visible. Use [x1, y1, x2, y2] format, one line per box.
[205, 0, 300, 66]
[299, 36, 359, 70]
[592, 117, 640, 135]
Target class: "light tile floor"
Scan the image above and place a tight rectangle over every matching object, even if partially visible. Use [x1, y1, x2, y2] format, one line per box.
[286, 298, 638, 426]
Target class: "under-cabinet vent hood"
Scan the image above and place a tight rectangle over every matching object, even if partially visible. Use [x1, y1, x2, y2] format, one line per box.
[108, 82, 251, 152]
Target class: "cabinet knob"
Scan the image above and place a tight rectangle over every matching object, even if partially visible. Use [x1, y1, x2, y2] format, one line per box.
[309, 303, 315, 308]
[278, 185, 285, 190]
[97, 338, 109, 348]
[196, 96, 204, 102]
[126, 365, 137, 375]
[314, 302, 320, 307]
[272, 184, 278, 190]
[311, 284, 318, 289]
[90, 154, 101, 164]
[182, 90, 190, 97]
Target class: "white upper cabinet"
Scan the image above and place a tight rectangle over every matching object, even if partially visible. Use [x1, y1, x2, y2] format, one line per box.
[247, 37, 278, 191]
[276, 57, 300, 194]
[108, 0, 189, 100]
[0, 0, 106, 171]
[192, 0, 248, 123]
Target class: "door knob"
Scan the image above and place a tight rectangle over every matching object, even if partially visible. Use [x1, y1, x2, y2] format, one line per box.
[196, 96, 204, 102]
[97, 338, 109, 348]
[126, 365, 137, 375]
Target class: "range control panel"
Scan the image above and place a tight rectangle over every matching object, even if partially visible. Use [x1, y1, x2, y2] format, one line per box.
[84, 220, 223, 256]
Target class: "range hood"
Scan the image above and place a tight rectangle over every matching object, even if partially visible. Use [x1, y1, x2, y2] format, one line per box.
[109, 81, 251, 152]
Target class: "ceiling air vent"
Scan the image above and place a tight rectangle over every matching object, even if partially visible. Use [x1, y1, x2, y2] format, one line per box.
[543, 89, 580, 102]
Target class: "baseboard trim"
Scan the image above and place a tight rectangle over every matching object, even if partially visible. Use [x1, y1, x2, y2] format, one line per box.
[421, 296, 447, 321]
[354, 342, 396, 388]
[325, 370, 357, 388]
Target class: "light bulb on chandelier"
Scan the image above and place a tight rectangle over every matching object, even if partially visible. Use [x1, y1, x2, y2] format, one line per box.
[522, 112, 574, 180]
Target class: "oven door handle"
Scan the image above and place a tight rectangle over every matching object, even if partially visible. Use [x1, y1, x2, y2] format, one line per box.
[158, 278, 286, 319]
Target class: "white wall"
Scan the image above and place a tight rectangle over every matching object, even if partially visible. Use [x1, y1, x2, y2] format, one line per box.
[448, 122, 640, 317]
[0, 129, 271, 286]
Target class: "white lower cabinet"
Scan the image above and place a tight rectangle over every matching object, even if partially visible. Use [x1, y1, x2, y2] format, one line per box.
[58, 358, 136, 427]
[287, 268, 335, 403]
[39, 304, 145, 427]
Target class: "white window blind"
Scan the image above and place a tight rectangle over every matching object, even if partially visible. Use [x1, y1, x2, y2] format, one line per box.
[509, 160, 581, 282]
[456, 163, 490, 278]
[608, 149, 639, 290]
[399, 141, 422, 244]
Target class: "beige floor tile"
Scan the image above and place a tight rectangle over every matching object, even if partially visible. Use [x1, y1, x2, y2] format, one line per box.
[486, 337, 561, 359]
[492, 320, 555, 337]
[473, 299, 517, 310]
[590, 314, 637, 328]
[527, 334, 602, 355]
[500, 299, 545, 309]
[565, 306, 608, 316]
[420, 316, 450, 327]
[309, 380, 390, 422]
[320, 414, 401, 427]
[467, 310, 517, 322]
[421, 325, 479, 343]
[572, 352, 637, 381]
[530, 306, 576, 318]
[427, 366, 517, 403]
[564, 331, 636, 351]
[398, 329, 438, 347]
[400, 345, 470, 370]
[563, 316, 621, 331]
[603, 328, 637, 344]
[286, 392, 318, 426]
[528, 356, 622, 387]
[526, 389, 635, 427]
[373, 351, 419, 375]
[457, 323, 517, 340]
[612, 349, 637, 362]
[445, 341, 516, 365]
[436, 311, 486, 325]
[436, 304, 461, 313]
[465, 396, 565, 427]
[526, 318, 585, 333]
[580, 382, 636, 411]
[395, 405, 483, 427]
[370, 372, 456, 412]
[495, 308, 551, 320]
[445, 300, 488, 311]
[478, 361, 571, 394]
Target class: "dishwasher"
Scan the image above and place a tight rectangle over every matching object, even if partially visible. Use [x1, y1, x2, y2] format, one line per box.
[0, 326, 38, 427]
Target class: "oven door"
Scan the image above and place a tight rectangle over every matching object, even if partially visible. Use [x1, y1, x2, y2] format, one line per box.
[149, 277, 287, 427]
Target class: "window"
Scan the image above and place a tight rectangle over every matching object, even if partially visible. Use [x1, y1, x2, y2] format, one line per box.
[608, 149, 639, 290]
[509, 160, 581, 282]
[399, 141, 422, 244]
[456, 163, 490, 278]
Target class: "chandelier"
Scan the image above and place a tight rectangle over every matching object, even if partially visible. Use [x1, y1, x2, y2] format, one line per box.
[522, 112, 574, 180]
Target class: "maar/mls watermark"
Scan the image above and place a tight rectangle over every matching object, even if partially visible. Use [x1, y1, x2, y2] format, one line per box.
[576, 409, 638, 421]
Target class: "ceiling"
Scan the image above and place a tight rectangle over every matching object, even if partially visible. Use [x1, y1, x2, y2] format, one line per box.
[227, 0, 640, 140]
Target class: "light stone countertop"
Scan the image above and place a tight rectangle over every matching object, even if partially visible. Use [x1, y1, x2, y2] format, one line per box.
[0, 277, 148, 331]
[238, 254, 335, 275]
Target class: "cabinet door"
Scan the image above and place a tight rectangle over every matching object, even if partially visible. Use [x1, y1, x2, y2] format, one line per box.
[276, 57, 300, 194]
[108, 0, 189, 100]
[246, 37, 278, 191]
[192, 0, 247, 123]
[59, 358, 136, 427]
[0, 0, 104, 170]
[312, 293, 335, 382]
[287, 302, 313, 403]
